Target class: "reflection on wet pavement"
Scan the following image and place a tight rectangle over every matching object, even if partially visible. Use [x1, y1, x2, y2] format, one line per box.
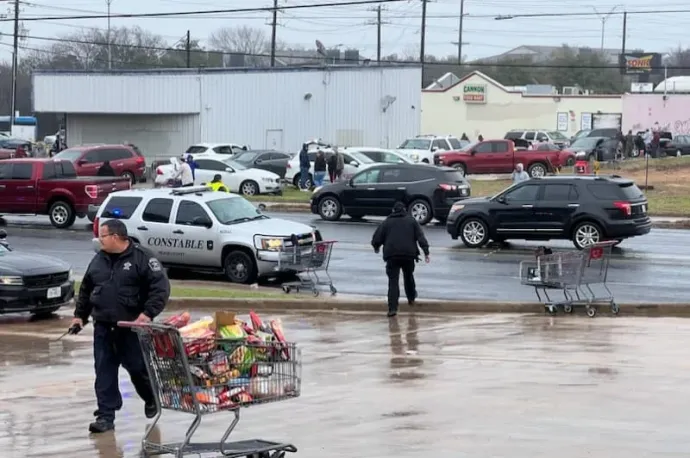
[1, 311, 689, 457]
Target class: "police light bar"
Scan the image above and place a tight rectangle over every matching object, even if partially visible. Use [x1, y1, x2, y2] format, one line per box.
[170, 186, 211, 195]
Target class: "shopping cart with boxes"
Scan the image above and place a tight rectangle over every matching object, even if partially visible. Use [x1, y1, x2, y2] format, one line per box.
[519, 241, 618, 317]
[277, 238, 337, 297]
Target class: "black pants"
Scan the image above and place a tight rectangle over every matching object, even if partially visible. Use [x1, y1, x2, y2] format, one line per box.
[93, 322, 155, 422]
[385, 258, 417, 312]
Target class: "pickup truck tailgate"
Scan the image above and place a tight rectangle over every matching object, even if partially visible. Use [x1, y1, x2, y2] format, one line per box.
[95, 177, 131, 195]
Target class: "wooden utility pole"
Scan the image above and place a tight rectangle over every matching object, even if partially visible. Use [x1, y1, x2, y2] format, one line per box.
[185, 30, 191, 68]
[376, 5, 382, 62]
[10, 0, 19, 126]
[420, 0, 427, 64]
[457, 0, 465, 63]
[270, 0, 278, 67]
[621, 11, 627, 54]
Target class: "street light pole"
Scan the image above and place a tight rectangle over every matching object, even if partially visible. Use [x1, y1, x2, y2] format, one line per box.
[457, 0, 464, 63]
[106, 0, 113, 69]
[592, 5, 622, 51]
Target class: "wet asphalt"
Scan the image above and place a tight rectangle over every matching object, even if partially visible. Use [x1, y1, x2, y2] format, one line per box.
[0, 310, 689, 457]
[2, 213, 690, 303]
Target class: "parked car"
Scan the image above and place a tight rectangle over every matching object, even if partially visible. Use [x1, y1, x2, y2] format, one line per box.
[310, 163, 470, 225]
[155, 153, 282, 196]
[232, 150, 291, 179]
[0, 230, 75, 316]
[92, 186, 320, 284]
[0, 158, 131, 228]
[344, 147, 413, 164]
[53, 144, 146, 184]
[570, 129, 592, 143]
[185, 143, 248, 156]
[504, 130, 570, 149]
[285, 148, 372, 188]
[396, 135, 464, 164]
[446, 175, 651, 250]
[663, 134, 690, 157]
[434, 139, 575, 177]
[564, 136, 614, 161]
[0, 138, 32, 159]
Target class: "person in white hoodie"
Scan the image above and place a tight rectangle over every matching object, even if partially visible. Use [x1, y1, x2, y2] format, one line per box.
[174, 156, 194, 187]
[511, 163, 530, 183]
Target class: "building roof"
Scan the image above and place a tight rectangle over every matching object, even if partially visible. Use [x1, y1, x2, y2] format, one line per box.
[471, 45, 622, 64]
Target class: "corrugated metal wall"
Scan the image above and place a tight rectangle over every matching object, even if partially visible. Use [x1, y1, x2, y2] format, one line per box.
[66, 114, 200, 158]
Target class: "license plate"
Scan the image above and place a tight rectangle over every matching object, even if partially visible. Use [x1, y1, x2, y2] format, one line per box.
[47, 287, 61, 299]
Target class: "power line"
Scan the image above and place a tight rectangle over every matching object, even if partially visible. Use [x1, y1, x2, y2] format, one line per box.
[0, 0, 409, 22]
[17, 32, 690, 69]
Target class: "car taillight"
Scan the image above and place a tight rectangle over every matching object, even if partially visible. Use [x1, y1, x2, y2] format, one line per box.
[135, 156, 145, 165]
[286, 163, 292, 169]
[156, 167, 163, 175]
[93, 216, 99, 237]
[85, 185, 99, 199]
[614, 201, 631, 216]
[438, 183, 457, 191]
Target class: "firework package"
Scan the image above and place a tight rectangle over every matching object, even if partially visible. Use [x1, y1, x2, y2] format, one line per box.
[161, 310, 297, 410]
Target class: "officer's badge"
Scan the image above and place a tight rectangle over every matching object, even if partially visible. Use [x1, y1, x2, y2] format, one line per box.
[123, 262, 132, 271]
[148, 258, 162, 272]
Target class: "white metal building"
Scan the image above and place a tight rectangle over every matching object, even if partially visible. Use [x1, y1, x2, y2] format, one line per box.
[32, 65, 422, 158]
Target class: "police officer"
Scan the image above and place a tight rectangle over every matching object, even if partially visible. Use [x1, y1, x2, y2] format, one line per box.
[207, 174, 229, 192]
[371, 202, 430, 317]
[70, 219, 170, 433]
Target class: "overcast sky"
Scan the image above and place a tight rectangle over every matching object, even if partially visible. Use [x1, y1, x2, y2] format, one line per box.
[2, 0, 689, 62]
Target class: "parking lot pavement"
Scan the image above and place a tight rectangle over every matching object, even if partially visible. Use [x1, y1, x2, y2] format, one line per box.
[2, 311, 690, 457]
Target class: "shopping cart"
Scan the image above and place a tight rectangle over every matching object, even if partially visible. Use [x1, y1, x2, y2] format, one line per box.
[278, 239, 337, 296]
[519, 241, 618, 318]
[118, 321, 301, 458]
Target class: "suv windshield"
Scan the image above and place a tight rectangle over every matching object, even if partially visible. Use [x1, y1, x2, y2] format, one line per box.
[399, 139, 431, 150]
[53, 149, 84, 161]
[222, 158, 247, 170]
[207, 197, 267, 224]
[549, 131, 568, 140]
[185, 146, 208, 155]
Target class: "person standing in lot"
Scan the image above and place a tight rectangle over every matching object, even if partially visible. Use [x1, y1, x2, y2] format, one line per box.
[371, 202, 430, 317]
[97, 160, 115, 176]
[327, 151, 338, 183]
[511, 163, 529, 183]
[298, 143, 310, 190]
[313, 149, 327, 187]
[70, 219, 170, 433]
[335, 147, 345, 180]
[174, 157, 194, 187]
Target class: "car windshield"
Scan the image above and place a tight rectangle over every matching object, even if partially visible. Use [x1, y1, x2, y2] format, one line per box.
[548, 131, 568, 140]
[222, 158, 247, 170]
[574, 130, 591, 139]
[399, 139, 431, 150]
[448, 138, 462, 149]
[233, 152, 259, 163]
[349, 152, 375, 164]
[570, 137, 601, 149]
[53, 149, 84, 161]
[207, 197, 268, 224]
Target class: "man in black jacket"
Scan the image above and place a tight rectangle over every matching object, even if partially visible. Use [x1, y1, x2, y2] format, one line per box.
[70, 219, 171, 433]
[371, 202, 430, 317]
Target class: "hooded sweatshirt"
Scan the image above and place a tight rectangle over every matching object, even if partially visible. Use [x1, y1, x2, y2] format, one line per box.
[371, 203, 430, 261]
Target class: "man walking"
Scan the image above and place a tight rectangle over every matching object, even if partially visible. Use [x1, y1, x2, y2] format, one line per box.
[298, 143, 311, 190]
[371, 202, 430, 317]
[70, 219, 170, 433]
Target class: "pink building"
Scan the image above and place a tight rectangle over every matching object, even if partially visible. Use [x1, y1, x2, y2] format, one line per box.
[622, 94, 690, 134]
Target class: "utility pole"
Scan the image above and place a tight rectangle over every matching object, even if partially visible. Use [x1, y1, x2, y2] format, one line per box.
[10, 0, 19, 127]
[106, 0, 113, 69]
[270, 0, 278, 67]
[185, 30, 191, 68]
[376, 5, 382, 62]
[621, 11, 627, 55]
[457, 0, 464, 63]
[420, 0, 427, 64]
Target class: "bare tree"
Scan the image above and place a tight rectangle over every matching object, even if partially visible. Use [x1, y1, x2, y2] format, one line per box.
[208, 26, 269, 66]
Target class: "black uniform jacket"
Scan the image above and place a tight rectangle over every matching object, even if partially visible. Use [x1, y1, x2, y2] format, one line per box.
[75, 241, 171, 323]
[371, 208, 430, 261]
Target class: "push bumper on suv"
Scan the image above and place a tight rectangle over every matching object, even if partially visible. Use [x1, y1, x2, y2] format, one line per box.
[0, 276, 75, 314]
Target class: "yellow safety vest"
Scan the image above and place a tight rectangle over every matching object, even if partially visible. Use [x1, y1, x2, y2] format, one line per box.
[208, 181, 228, 192]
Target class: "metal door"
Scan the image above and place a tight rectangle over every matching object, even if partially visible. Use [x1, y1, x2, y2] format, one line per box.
[265, 129, 284, 150]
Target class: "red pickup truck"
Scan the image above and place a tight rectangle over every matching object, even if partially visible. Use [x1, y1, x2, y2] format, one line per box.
[434, 139, 576, 177]
[0, 159, 131, 228]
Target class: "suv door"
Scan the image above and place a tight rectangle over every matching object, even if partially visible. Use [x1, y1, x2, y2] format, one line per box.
[375, 166, 414, 211]
[79, 149, 107, 176]
[491, 183, 541, 235]
[172, 200, 220, 266]
[139, 197, 175, 262]
[105, 147, 135, 176]
[340, 168, 382, 214]
[533, 183, 580, 234]
[432, 139, 449, 153]
[256, 152, 288, 176]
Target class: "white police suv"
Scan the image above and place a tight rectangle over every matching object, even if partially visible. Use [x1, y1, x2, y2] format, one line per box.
[91, 186, 320, 284]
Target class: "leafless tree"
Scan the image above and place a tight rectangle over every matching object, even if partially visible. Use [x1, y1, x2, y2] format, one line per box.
[208, 26, 269, 66]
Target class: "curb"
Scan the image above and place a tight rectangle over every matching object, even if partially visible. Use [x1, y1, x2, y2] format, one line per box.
[166, 297, 690, 317]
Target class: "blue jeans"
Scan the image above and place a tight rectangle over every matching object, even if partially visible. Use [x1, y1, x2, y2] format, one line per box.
[299, 166, 310, 189]
[313, 171, 326, 187]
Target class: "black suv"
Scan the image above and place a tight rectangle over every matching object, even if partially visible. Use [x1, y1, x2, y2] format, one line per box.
[311, 163, 470, 225]
[446, 175, 651, 249]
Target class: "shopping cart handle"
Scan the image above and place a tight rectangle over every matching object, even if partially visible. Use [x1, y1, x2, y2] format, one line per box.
[117, 321, 145, 328]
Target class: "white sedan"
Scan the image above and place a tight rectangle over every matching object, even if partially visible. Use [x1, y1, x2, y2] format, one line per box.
[285, 149, 374, 187]
[155, 154, 282, 196]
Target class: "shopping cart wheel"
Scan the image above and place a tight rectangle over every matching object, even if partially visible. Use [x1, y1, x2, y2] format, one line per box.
[282, 285, 291, 294]
[611, 302, 620, 315]
[313, 289, 320, 297]
[330, 285, 337, 295]
[586, 306, 597, 318]
[563, 304, 573, 314]
[546, 305, 557, 315]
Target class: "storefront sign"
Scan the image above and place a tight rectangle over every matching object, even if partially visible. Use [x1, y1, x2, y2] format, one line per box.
[581, 112, 592, 131]
[619, 53, 662, 75]
[557, 112, 568, 131]
[463, 84, 486, 103]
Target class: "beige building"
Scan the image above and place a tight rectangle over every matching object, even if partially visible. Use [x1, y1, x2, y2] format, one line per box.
[422, 71, 623, 140]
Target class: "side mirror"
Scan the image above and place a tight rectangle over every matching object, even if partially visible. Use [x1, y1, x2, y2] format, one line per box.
[348, 178, 354, 187]
[225, 167, 234, 173]
[431, 147, 438, 152]
[255, 159, 262, 164]
[470, 150, 476, 155]
[350, 161, 358, 167]
[496, 195, 506, 204]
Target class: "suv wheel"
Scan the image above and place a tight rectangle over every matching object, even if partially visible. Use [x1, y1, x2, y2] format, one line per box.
[294, 173, 313, 189]
[453, 163, 467, 176]
[121, 171, 135, 185]
[572, 221, 602, 250]
[49, 201, 76, 229]
[223, 250, 257, 284]
[421, 158, 430, 164]
[460, 218, 489, 248]
[408, 199, 433, 225]
[318, 196, 342, 221]
[528, 162, 547, 177]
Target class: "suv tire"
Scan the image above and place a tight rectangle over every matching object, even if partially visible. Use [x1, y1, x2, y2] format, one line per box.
[408, 199, 433, 225]
[572, 221, 602, 250]
[293, 173, 313, 189]
[318, 195, 342, 221]
[223, 250, 257, 284]
[459, 218, 489, 248]
[121, 171, 135, 185]
[49, 200, 76, 229]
